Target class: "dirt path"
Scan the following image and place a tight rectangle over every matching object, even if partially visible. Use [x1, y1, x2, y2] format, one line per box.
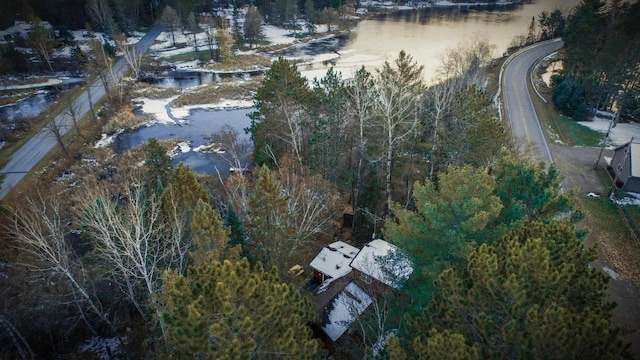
[549, 142, 640, 358]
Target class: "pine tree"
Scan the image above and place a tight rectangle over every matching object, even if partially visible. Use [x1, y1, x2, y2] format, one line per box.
[143, 138, 173, 198]
[224, 203, 247, 255]
[401, 221, 630, 359]
[384, 165, 502, 302]
[161, 258, 320, 359]
[443, 85, 504, 167]
[248, 57, 311, 165]
[189, 199, 240, 266]
[493, 149, 578, 226]
[246, 166, 295, 269]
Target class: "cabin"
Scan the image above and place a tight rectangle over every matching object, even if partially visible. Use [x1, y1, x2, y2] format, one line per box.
[310, 239, 413, 342]
[608, 142, 640, 193]
[349, 239, 413, 290]
[309, 241, 359, 283]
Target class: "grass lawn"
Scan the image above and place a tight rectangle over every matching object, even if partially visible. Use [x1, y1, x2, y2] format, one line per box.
[529, 85, 602, 147]
[548, 113, 602, 147]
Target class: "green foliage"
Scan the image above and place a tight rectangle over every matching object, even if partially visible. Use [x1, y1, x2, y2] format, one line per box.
[143, 138, 173, 198]
[162, 162, 208, 213]
[224, 203, 247, 255]
[402, 220, 629, 360]
[493, 149, 579, 227]
[189, 199, 240, 266]
[308, 67, 349, 184]
[161, 258, 320, 359]
[538, 9, 565, 40]
[563, 0, 608, 77]
[444, 85, 504, 166]
[551, 75, 589, 121]
[384, 165, 502, 302]
[388, 330, 478, 360]
[246, 166, 295, 268]
[248, 57, 311, 165]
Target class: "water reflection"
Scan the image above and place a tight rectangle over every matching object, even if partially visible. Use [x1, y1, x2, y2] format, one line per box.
[141, 70, 264, 89]
[0, 91, 52, 122]
[113, 108, 253, 174]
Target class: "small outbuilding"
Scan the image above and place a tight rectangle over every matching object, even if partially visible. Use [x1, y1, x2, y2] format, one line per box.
[309, 241, 359, 283]
[349, 239, 413, 290]
[609, 142, 640, 193]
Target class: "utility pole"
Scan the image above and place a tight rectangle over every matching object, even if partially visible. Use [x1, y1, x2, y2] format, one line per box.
[609, 136, 634, 198]
[594, 113, 615, 170]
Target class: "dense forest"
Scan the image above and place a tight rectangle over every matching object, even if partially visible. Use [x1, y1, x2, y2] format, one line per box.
[553, 0, 640, 122]
[0, 0, 637, 358]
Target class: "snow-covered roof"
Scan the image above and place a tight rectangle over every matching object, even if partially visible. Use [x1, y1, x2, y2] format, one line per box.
[321, 281, 372, 341]
[350, 239, 413, 289]
[310, 241, 359, 279]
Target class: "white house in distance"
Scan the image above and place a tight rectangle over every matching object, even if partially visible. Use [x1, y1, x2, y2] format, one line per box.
[310, 239, 413, 342]
[608, 141, 640, 193]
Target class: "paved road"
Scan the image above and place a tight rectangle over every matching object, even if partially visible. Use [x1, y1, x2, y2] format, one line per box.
[0, 23, 164, 199]
[502, 39, 563, 166]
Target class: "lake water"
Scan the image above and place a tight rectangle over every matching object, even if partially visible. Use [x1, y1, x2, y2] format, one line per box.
[119, 0, 583, 173]
[300, 0, 581, 82]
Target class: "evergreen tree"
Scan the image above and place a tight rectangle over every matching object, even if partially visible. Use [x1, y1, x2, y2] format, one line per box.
[248, 57, 311, 165]
[161, 258, 320, 359]
[244, 6, 264, 48]
[143, 138, 174, 198]
[224, 203, 247, 256]
[246, 166, 295, 269]
[493, 149, 578, 227]
[308, 67, 349, 184]
[402, 221, 630, 360]
[443, 85, 504, 167]
[384, 165, 502, 302]
[189, 199, 240, 266]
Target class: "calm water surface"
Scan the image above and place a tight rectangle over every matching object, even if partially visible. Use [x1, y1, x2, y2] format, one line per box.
[114, 108, 252, 173]
[301, 0, 581, 82]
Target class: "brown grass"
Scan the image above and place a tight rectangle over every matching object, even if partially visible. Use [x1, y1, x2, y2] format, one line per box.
[130, 83, 180, 99]
[206, 54, 272, 71]
[171, 78, 261, 107]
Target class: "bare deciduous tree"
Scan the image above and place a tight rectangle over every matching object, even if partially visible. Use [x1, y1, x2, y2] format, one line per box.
[46, 117, 68, 155]
[161, 6, 180, 47]
[63, 96, 83, 136]
[115, 34, 143, 80]
[372, 51, 425, 216]
[11, 194, 115, 333]
[27, 17, 56, 73]
[209, 124, 252, 171]
[86, 0, 117, 36]
[78, 171, 188, 336]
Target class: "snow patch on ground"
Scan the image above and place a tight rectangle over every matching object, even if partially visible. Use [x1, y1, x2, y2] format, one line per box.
[613, 192, 640, 207]
[171, 99, 254, 118]
[94, 131, 123, 148]
[79, 336, 126, 360]
[133, 96, 180, 125]
[578, 116, 640, 148]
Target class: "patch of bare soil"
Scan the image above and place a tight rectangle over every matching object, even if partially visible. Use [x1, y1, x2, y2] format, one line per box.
[550, 142, 640, 358]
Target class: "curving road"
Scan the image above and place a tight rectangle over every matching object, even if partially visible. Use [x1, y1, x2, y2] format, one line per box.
[0, 23, 164, 200]
[502, 39, 563, 166]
